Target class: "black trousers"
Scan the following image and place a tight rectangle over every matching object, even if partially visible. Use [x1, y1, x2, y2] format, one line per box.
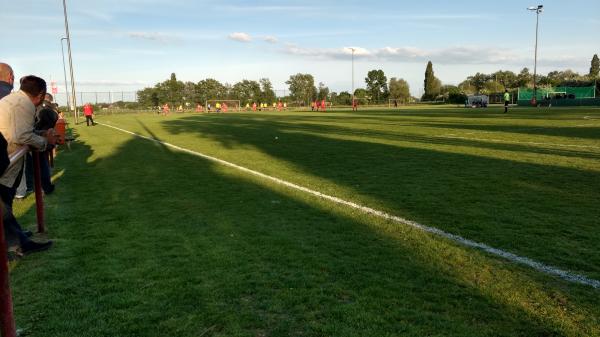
[85, 115, 94, 126]
[1, 168, 28, 246]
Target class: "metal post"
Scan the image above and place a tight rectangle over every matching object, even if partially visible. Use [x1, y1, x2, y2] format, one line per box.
[528, 5, 543, 106]
[32, 151, 45, 233]
[0, 207, 17, 337]
[62, 0, 78, 124]
[60, 38, 71, 113]
[350, 48, 355, 106]
[533, 10, 539, 104]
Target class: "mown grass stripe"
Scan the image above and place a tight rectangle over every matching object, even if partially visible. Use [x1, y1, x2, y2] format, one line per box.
[99, 121, 600, 289]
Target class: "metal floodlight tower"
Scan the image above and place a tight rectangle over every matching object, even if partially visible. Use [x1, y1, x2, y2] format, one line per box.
[62, 0, 78, 124]
[527, 5, 543, 106]
[60, 37, 71, 112]
[350, 48, 355, 105]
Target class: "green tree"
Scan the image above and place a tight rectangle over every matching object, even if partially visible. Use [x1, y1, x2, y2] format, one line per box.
[458, 80, 476, 95]
[166, 73, 185, 104]
[423, 61, 441, 100]
[354, 88, 369, 102]
[365, 69, 389, 103]
[231, 80, 261, 104]
[137, 87, 160, 107]
[467, 73, 490, 93]
[492, 70, 518, 89]
[197, 78, 228, 102]
[482, 80, 504, 94]
[336, 91, 352, 105]
[259, 78, 276, 103]
[317, 82, 330, 100]
[515, 68, 533, 88]
[286, 73, 317, 105]
[590, 54, 600, 79]
[388, 77, 410, 104]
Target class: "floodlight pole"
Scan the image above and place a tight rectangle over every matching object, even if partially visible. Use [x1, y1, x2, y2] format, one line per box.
[62, 0, 79, 124]
[528, 5, 543, 106]
[60, 37, 71, 113]
[350, 48, 355, 106]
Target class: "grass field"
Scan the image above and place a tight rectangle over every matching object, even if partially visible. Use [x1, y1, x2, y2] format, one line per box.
[9, 106, 600, 336]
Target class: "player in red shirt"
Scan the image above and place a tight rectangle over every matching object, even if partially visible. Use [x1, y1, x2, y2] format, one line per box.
[83, 103, 96, 126]
[352, 99, 358, 111]
[222, 102, 228, 113]
[162, 103, 170, 115]
[277, 101, 282, 111]
[252, 102, 257, 111]
[321, 99, 326, 112]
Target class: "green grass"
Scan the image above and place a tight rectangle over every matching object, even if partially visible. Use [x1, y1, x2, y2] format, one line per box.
[9, 106, 600, 336]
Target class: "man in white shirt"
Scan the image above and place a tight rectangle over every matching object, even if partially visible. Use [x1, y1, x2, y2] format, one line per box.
[0, 75, 55, 254]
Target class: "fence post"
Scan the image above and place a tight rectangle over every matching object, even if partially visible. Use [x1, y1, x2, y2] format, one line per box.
[32, 151, 45, 233]
[0, 207, 17, 337]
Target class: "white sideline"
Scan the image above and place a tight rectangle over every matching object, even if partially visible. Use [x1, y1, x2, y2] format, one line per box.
[98, 122, 600, 289]
[437, 135, 600, 151]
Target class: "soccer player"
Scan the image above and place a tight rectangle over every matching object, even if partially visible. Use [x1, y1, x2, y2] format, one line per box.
[321, 99, 326, 112]
[215, 102, 221, 113]
[277, 101, 282, 111]
[222, 102, 228, 113]
[503, 89, 511, 113]
[162, 103, 170, 115]
[283, 102, 287, 109]
[352, 99, 358, 111]
[252, 102, 257, 111]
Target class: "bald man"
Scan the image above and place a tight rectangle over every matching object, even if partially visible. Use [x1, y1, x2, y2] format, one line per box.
[0, 63, 15, 99]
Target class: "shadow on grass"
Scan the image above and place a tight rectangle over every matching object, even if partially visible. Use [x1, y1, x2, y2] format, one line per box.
[159, 115, 600, 281]
[174, 116, 600, 160]
[415, 122, 600, 140]
[9, 128, 600, 336]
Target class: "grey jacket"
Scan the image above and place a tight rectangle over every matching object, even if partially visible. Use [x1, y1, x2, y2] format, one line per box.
[0, 90, 47, 187]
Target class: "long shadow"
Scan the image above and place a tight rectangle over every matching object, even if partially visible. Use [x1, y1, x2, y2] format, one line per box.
[160, 115, 600, 280]
[417, 122, 600, 140]
[173, 116, 600, 160]
[9, 131, 600, 336]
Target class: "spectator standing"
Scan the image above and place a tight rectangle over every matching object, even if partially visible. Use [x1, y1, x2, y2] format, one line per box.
[0, 63, 14, 99]
[0, 75, 54, 254]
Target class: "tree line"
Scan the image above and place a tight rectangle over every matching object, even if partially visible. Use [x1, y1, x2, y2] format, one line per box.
[137, 54, 599, 107]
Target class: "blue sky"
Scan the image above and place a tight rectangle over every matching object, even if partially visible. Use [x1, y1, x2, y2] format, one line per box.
[2, 0, 599, 100]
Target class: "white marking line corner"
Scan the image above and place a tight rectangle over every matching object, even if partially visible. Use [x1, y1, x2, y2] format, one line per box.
[99, 122, 600, 289]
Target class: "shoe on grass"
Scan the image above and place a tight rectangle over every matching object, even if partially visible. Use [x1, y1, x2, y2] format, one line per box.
[21, 240, 53, 254]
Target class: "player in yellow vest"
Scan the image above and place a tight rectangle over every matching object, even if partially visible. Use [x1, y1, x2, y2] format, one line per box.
[503, 90, 511, 113]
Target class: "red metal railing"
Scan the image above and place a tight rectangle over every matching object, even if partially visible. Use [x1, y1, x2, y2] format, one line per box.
[0, 146, 46, 337]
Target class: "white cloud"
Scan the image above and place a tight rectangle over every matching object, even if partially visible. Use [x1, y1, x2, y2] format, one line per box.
[281, 44, 589, 68]
[75, 80, 150, 86]
[228, 32, 252, 42]
[217, 5, 311, 12]
[264, 36, 278, 44]
[128, 32, 174, 43]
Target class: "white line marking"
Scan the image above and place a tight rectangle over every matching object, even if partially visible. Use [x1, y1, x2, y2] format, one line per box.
[98, 122, 600, 289]
[436, 135, 600, 151]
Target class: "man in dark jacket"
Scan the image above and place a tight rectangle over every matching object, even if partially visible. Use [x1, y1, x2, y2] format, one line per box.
[33, 93, 59, 194]
[0, 63, 14, 99]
